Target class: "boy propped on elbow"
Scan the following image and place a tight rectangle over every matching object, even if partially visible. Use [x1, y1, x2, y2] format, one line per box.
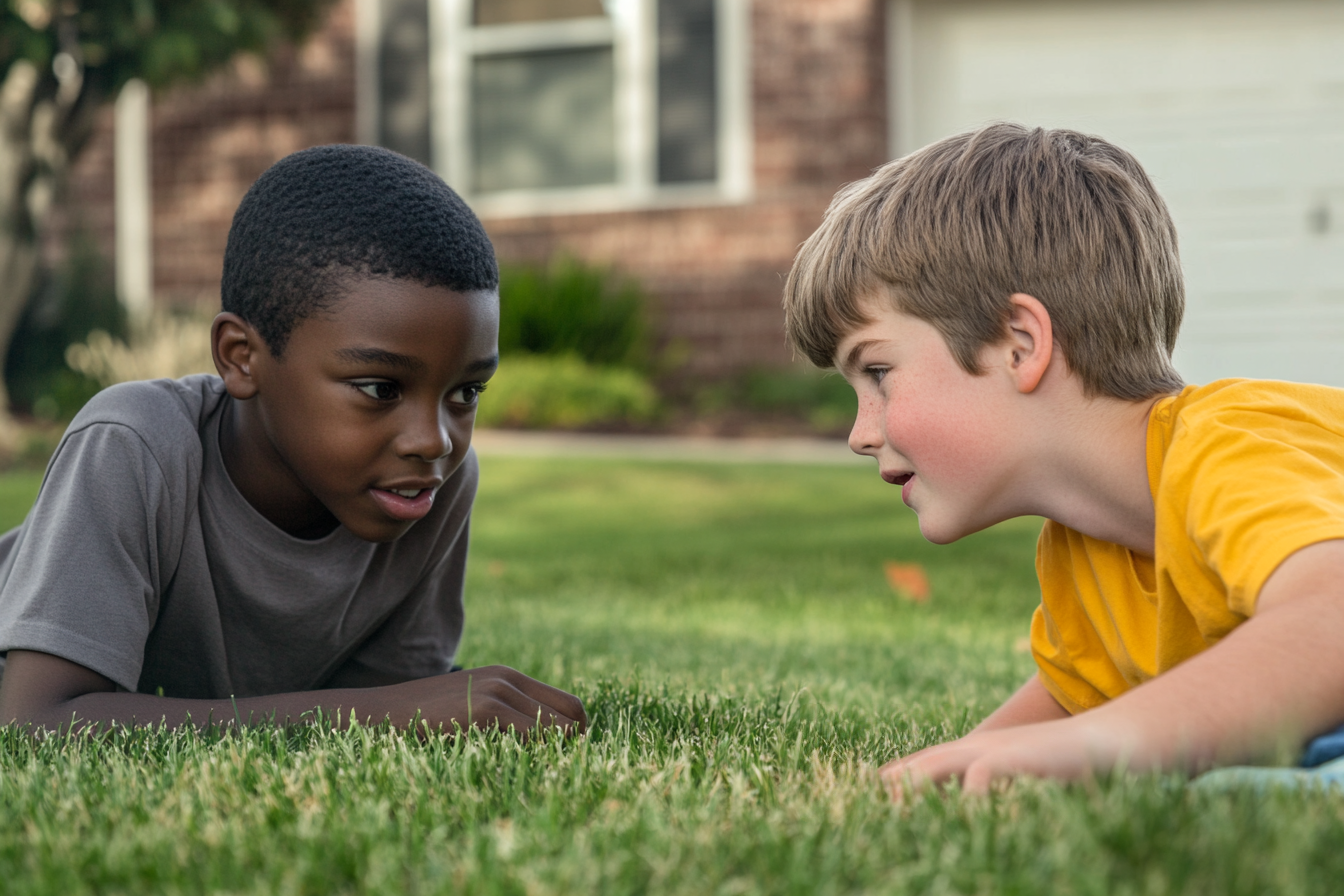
[783, 123, 1344, 795]
[0, 145, 584, 736]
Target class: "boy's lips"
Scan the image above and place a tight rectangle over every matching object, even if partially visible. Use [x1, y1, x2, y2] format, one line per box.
[369, 485, 436, 521]
[882, 471, 915, 505]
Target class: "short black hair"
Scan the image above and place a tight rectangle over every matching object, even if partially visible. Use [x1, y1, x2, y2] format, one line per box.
[221, 144, 498, 356]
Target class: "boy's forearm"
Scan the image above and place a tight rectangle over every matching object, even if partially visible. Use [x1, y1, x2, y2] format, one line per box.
[1080, 581, 1344, 771]
[31, 688, 381, 732]
[971, 674, 1070, 734]
[2, 650, 586, 736]
[1075, 540, 1344, 772]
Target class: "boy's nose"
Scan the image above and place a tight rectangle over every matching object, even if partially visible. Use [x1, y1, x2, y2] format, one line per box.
[848, 395, 884, 457]
[398, 405, 452, 462]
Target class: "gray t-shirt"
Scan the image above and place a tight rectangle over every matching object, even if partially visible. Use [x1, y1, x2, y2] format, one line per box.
[0, 374, 475, 698]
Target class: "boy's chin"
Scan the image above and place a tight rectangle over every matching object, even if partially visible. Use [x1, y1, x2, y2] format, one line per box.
[916, 513, 975, 545]
[340, 514, 420, 544]
[919, 510, 1005, 548]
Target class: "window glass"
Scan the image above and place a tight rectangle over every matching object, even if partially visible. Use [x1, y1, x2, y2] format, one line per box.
[657, 0, 717, 184]
[474, 0, 606, 26]
[471, 47, 617, 192]
[378, 0, 432, 166]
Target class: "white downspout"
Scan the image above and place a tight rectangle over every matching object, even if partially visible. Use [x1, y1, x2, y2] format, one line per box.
[114, 78, 152, 318]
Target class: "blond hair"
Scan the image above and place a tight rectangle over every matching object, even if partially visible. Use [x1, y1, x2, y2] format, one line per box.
[783, 123, 1185, 400]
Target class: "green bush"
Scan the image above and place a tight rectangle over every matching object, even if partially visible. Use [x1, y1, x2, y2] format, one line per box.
[476, 353, 659, 429]
[696, 366, 858, 432]
[498, 256, 649, 369]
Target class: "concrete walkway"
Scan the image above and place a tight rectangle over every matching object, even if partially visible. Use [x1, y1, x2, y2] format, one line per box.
[472, 429, 870, 465]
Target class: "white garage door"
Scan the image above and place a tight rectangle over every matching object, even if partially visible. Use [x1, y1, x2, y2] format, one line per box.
[893, 0, 1344, 387]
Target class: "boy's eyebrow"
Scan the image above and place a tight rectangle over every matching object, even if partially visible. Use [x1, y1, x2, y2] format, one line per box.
[465, 354, 500, 375]
[839, 339, 882, 375]
[334, 348, 499, 376]
[335, 346, 426, 372]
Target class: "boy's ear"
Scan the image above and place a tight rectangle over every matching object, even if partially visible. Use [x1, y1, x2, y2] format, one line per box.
[211, 313, 264, 400]
[1003, 293, 1054, 394]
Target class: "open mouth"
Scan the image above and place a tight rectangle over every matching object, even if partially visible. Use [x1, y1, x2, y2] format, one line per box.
[369, 486, 435, 522]
[880, 471, 917, 506]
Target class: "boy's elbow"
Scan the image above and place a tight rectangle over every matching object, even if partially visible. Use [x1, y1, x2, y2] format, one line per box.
[0, 649, 118, 729]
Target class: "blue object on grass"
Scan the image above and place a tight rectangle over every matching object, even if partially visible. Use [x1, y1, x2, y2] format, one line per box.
[1188, 724, 1344, 792]
[1193, 755, 1344, 792]
[1301, 723, 1344, 768]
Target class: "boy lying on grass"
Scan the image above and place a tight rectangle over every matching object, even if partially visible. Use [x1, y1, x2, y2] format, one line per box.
[783, 122, 1344, 796]
[0, 145, 585, 736]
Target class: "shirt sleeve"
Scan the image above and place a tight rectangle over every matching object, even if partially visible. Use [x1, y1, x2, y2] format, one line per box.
[0, 422, 187, 691]
[1167, 408, 1344, 618]
[322, 451, 477, 687]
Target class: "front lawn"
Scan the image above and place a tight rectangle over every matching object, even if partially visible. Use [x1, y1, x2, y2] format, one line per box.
[1, 455, 1341, 894]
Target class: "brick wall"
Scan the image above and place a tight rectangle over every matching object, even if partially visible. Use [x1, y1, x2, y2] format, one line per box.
[54, 0, 889, 375]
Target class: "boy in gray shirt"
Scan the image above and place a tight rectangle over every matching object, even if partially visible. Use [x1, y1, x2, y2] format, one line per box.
[0, 145, 585, 735]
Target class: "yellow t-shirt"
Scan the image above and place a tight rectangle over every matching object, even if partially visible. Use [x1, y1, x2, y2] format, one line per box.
[1031, 379, 1344, 715]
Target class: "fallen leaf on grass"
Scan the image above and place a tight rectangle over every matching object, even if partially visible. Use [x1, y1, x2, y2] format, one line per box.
[884, 561, 930, 602]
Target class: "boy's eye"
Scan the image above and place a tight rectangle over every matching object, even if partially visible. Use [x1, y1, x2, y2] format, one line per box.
[865, 366, 888, 385]
[449, 383, 486, 407]
[354, 381, 400, 402]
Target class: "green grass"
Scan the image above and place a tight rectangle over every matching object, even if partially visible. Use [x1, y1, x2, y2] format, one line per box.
[0, 470, 44, 532]
[2, 457, 1343, 894]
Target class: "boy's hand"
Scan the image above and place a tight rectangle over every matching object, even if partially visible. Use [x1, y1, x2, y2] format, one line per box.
[881, 673, 1087, 799]
[880, 719, 1116, 801]
[389, 665, 587, 737]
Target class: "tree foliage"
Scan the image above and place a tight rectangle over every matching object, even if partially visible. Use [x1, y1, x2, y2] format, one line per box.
[1, 0, 334, 96]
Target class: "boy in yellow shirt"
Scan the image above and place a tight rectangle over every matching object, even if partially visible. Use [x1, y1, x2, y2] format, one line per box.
[783, 122, 1344, 795]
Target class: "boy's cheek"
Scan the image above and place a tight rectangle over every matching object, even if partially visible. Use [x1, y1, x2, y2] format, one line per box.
[897, 397, 1005, 472]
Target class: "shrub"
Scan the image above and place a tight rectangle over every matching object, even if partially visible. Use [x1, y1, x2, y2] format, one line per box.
[498, 256, 649, 369]
[65, 312, 216, 389]
[695, 367, 858, 433]
[475, 353, 659, 430]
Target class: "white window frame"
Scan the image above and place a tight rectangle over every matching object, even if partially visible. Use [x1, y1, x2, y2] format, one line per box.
[428, 0, 752, 218]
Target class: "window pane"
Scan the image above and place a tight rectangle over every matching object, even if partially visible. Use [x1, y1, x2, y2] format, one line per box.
[657, 0, 717, 184]
[474, 0, 606, 26]
[471, 48, 617, 192]
[378, 0, 432, 166]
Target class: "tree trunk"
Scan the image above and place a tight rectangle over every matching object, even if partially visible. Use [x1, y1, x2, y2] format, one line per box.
[0, 56, 101, 419]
